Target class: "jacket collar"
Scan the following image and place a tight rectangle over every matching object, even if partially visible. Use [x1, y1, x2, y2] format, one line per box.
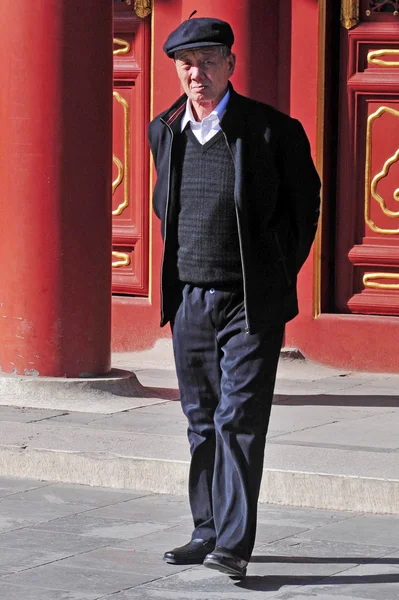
[160, 94, 187, 134]
[160, 94, 187, 133]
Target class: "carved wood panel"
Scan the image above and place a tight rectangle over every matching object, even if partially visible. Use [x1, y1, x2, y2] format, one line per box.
[361, 0, 399, 19]
[335, 23, 399, 315]
[368, 1, 399, 13]
[112, 7, 150, 295]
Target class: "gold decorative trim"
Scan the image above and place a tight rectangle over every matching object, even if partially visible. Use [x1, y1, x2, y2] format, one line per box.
[371, 149, 399, 217]
[135, 0, 152, 18]
[113, 38, 131, 56]
[112, 251, 131, 268]
[368, 49, 399, 67]
[313, 0, 327, 318]
[365, 106, 399, 234]
[340, 0, 359, 29]
[112, 155, 124, 194]
[112, 91, 130, 217]
[363, 273, 399, 290]
[125, 0, 152, 18]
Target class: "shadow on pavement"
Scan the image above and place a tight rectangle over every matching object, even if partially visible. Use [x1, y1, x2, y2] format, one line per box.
[251, 555, 399, 565]
[236, 572, 399, 592]
[140, 386, 180, 400]
[273, 394, 399, 408]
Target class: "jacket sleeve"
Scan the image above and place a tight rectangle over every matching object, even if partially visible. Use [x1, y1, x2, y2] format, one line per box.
[280, 119, 321, 273]
[148, 119, 159, 171]
[148, 118, 163, 221]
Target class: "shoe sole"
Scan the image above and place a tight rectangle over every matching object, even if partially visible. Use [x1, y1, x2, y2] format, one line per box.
[203, 559, 247, 578]
[164, 556, 207, 565]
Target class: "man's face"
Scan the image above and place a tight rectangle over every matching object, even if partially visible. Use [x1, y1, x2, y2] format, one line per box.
[175, 47, 236, 107]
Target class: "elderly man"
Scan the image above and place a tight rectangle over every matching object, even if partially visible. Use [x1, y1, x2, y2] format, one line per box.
[148, 17, 320, 578]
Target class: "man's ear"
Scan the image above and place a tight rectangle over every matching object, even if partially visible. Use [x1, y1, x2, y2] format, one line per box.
[228, 53, 236, 76]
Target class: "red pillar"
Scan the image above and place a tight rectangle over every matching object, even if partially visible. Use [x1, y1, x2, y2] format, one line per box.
[0, 1, 113, 377]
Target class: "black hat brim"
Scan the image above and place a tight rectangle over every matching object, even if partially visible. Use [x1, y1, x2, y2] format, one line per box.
[166, 41, 225, 58]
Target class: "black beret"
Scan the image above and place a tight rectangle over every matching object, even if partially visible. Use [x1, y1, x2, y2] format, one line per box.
[163, 17, 234, 58]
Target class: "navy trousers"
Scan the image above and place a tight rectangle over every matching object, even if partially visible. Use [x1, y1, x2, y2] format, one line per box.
[172, 284, 284, 561]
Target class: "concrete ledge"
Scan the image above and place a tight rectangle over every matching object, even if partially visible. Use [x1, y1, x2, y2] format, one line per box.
[0, 370, 179, 413]
[0, 446, 189, 496]
[259, 470, 399, 514]
[1, 445, 398, 515]
[280, 347, 306, 361]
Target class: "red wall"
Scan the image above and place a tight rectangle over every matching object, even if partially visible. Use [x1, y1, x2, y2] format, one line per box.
[285, 0, 319, 328]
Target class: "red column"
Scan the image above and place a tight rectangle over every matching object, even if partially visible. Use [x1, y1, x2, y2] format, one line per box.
[0, 1, 113, 377]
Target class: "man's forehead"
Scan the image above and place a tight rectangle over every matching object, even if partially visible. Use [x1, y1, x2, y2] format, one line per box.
[175, 47, 221, 61]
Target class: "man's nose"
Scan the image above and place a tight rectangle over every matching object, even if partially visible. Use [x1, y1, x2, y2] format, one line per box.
[190, 66, 204, 80]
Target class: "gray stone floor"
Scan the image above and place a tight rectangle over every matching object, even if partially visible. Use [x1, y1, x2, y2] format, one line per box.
[0, 352, 398, 520]
[0, 477, 398, 599]
[1, 349, 399, 513]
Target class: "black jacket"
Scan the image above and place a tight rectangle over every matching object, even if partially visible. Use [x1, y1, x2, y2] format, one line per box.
[148, 84, 321, 332]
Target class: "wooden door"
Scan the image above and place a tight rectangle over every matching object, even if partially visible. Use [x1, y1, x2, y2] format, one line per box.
[112, 2, 150, 296]
[335, 1, 399, 316]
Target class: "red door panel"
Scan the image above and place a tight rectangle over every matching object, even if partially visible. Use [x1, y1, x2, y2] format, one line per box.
[335, 9, 399, 316]
[112, 5, 150, 296]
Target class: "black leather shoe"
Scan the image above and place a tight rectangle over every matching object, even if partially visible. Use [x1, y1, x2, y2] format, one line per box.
[203, 546, 248, 578]
[163, 539, 216, 565]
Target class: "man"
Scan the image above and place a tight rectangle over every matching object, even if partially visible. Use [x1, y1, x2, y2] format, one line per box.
[148, 17, 320, 578]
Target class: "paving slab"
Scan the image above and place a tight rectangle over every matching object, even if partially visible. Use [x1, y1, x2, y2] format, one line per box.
[115, 524, 199, 553]
[0, 496, 93, 533]
[0, 585, 99, 600]
[254, 537, 399, 563]
[276, 563, 399, 600]
[59, 546, 193, 577]
[113, 566, 310, 600]
[64, 411, 187, 435]
[0, 526, 120, 553]
[0, 368, 179, 413]
[13, 481, 149, 506]
[108, 589, 285, 600]
[0, 563, 153, 596]
[0, 420, 190, 458]
[31, 514, 173, 541]
[0, 346, 398, 514]
[267, 404, 393, 437]
[87, 493, 192, 524]
[295, 514, 399, 547]
[0, 544, 89, 574]
[0, 406, 67, 423]
[263, 442, 399, 478]
[255, 505, 356, 529]
[0, 476, 50, 498]
[0, 478, 397, 600]
[272, 410, 399, 449]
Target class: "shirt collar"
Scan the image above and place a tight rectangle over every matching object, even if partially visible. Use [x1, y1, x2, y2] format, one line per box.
[181, 88, 230, 131]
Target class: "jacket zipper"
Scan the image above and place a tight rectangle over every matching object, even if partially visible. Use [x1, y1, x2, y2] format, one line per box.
[159, 117, 174, 326]
[223, 132, 250, 334]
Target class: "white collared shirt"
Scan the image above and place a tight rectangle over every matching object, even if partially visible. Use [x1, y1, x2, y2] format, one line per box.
[181, 89, 230, 145]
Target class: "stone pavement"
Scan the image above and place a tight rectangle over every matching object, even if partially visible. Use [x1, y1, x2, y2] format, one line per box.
[0, 476, 399, 600]
[0, 339, 398, 513]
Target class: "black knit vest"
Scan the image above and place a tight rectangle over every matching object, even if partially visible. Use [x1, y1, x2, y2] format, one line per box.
[177, 128, 242, 286]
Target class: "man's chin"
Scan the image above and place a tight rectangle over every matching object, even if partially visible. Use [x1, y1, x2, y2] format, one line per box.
[189, 92, 214, 104]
